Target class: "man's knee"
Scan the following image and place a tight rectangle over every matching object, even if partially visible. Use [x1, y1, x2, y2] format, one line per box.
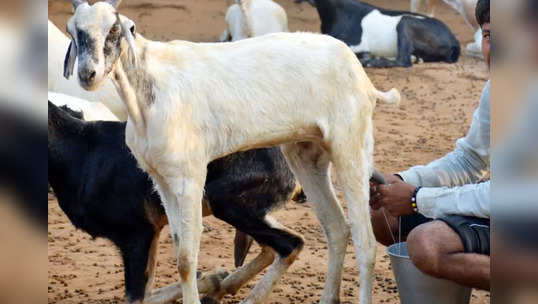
[407, 220, 464, 277]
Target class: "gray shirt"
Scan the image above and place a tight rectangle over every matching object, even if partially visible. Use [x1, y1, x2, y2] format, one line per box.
[399, 81, 490, 219]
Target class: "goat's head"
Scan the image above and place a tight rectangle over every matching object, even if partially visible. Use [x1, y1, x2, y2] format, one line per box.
[64, 0, 137, 90]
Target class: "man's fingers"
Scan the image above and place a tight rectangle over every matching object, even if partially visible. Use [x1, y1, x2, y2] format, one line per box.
[371, 201, 382, 210]
[370, 192, 380, 205]
[377, 184, 391, 195]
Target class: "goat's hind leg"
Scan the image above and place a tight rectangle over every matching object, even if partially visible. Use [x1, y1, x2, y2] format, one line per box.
[240, 216, 303, 304]
[330, 117, 376, 304]
[282, 142, 349, 304]
[207, 193, 303, 303]
[202, 245, 275, 302]
[146, 271, 228, 304]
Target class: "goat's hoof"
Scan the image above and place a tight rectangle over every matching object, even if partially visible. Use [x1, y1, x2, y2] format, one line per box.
[215, 269, 229, 280]
[201, 296, 220, 304]
[203, 224, 213, 232]
[198, 269, 228, 280]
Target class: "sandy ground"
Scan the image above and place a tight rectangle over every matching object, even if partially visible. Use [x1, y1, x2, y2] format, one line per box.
[48, 0, 490, 303]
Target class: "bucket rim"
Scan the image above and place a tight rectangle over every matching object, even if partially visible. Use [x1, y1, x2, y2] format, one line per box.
[387, 242, 410, 258]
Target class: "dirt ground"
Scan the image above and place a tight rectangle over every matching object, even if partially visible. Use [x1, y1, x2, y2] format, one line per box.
[48, 0, 490, 303]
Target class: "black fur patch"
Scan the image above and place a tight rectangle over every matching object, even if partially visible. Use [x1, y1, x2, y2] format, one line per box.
[124, 46, 156, 106]
[59, 105, 83, 120]
[76, 29, 98, 61]
[104, 20, 123, 75]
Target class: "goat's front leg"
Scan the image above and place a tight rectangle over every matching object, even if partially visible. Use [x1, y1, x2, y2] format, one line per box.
[159, 168, 207, 304]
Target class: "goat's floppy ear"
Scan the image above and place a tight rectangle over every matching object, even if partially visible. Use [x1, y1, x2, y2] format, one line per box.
[63, 40, 77, 79]
[106, 0, 122, 8]
[121, 18, 137, 69]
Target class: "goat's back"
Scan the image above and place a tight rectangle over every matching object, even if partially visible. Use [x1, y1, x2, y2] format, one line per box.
[141, 32, 376, 158]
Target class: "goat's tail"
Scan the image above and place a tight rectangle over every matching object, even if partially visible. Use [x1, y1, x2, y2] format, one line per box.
[373, 88, 401, 106]
[237, 0, 254, 37]
[234, 230, 254, 267]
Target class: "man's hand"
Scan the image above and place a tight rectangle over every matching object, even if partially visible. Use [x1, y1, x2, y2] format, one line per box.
[370, 173, 402, 208]
[370, 173, 417, 217]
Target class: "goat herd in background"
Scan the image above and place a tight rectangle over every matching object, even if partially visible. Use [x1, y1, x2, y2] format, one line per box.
[48, 0, 482, 303]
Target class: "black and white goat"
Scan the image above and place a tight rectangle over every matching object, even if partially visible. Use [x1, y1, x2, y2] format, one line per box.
[48, 101, 304, 304]
[297, 0, 461, 67]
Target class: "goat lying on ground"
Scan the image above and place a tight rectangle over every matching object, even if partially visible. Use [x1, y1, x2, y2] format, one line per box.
[220, 0, 288, 42]
[64, 1, 400, 303]
[48, 20, 127, 120]
[48, 101, 305, 304]
[296, 0, 460, 67]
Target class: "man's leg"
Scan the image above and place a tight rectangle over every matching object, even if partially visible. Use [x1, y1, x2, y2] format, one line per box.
[407, 219, 490, 290]
[370, 208, 398, 246]
[370, 208, 432, 247]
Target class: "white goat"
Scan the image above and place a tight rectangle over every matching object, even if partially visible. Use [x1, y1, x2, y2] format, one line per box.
[48, 92, 119, 121]
[64, 1, 401, 303]
[48, 20, 127, 120]
[220, 0, 288, 42]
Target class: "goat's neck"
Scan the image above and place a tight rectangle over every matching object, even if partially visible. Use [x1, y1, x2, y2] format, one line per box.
[315, 0, 339, 33]
[112, 36, 150, 137]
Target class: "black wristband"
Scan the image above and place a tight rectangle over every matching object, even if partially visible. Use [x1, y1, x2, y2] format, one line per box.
[411, 186, 422, 213]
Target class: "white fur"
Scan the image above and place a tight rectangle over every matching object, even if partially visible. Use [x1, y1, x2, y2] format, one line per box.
[67, 2, 402, 303]
[411, 0, 477, 25]
[349, 10, 424, 58]
[220, 0, 288, 42]
[350, 10, 402, 57]
[48, 92, 119, 121]
[48, 20, 127, 120]
[466, 28, 483, 58]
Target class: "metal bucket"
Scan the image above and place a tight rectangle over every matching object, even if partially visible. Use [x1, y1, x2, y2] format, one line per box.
[387, 242, 472, 304]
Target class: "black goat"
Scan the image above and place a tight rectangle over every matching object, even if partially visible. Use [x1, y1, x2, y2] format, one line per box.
[48, 101, 304, 304]
[296, 0, 461, 67]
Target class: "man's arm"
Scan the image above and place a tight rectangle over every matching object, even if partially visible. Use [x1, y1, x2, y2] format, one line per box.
[400, 81, 490, 188]
[373, 81, 490, 219]
[374, 178, 490, 219]
[417, 181, 490, 218]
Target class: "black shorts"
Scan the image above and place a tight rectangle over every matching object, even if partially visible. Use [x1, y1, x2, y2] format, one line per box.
[400, 213, 490, 256]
